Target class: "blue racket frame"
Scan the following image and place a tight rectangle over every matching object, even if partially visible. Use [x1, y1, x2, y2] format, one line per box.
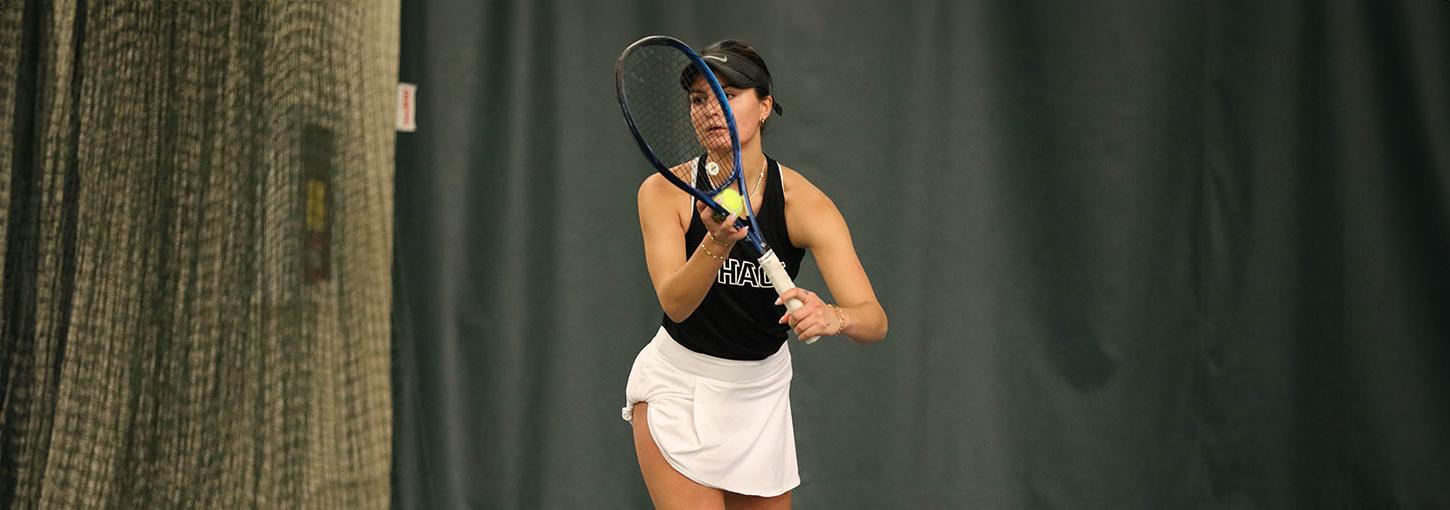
[615, 35, 770, 255]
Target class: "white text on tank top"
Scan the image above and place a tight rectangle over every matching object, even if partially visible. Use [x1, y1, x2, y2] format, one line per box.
[692, 169, 782, 290]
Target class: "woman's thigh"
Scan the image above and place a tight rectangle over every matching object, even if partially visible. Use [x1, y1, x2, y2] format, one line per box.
[724, 490, 791, 510]
[632, 402, 726, 510]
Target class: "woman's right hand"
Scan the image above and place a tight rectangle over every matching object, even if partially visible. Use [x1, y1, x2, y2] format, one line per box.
[697, 200, 748, 247]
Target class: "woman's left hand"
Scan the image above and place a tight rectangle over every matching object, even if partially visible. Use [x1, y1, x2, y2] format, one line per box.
[775, 288, 840, 340]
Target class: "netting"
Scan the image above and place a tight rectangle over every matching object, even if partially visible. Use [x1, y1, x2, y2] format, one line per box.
[1, 2, 397, 508]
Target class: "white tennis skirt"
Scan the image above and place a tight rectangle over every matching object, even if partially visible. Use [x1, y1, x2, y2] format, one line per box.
[622, 327, 800, 497]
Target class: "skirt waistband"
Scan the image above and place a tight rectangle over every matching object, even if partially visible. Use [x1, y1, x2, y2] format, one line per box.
[649, 327, 791, 384]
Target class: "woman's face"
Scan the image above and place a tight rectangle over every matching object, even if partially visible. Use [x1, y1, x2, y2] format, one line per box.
[688, 76, 770, 154]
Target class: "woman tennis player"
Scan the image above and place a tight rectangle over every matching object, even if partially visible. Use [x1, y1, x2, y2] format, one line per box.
[622, 39, 888, 509]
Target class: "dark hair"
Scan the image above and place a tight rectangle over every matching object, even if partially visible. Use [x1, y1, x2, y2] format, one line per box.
[679, 39, 784, 124]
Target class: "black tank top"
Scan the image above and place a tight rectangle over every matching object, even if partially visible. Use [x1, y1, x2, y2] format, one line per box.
[662, 157, 807, 360]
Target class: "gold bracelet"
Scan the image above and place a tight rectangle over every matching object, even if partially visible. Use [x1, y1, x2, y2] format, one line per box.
[829, 304, 849, 335]
[699, 242, 726, 261]
[707, 231, 731, 248]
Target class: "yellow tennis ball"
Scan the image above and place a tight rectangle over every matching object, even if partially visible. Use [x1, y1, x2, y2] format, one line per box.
[713, 187, 745, 218]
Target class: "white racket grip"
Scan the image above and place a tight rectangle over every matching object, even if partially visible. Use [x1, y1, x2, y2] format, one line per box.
[759, 249, 820, 344]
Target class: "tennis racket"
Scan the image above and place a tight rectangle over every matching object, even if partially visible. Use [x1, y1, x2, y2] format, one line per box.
[615, 35, 819, 344]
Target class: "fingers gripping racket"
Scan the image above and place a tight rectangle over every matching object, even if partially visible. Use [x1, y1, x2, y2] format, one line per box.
[615, 35, 819, 344]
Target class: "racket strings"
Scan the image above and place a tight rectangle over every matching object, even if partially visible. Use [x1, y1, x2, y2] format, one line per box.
[618, 44, 736, 195]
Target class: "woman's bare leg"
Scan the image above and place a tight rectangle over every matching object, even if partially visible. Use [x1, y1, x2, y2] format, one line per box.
[724, 490, 791, 510]
[632, 403, 726, 509]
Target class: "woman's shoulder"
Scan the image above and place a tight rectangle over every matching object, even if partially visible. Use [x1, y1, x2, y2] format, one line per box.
[775, 162, 828, 202]
[775, 161, 844, 249]
[638, 165, 687, 200]
[638, 172, 668, 193]
[776, 161, 800, 180]
[637, 170, 691, 226]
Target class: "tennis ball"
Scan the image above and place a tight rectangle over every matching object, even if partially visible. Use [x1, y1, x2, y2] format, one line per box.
[713, 188, 745, 218]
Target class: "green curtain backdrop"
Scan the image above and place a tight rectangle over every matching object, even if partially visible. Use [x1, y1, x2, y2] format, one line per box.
[392, 1, 1449, 508]
[2, 2, 398, 508]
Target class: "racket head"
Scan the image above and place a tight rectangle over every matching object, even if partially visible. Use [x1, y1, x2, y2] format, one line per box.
[615, 36, 745, 209]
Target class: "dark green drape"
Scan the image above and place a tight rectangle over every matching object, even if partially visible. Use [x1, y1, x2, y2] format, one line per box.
[392, 1, 1449, 508]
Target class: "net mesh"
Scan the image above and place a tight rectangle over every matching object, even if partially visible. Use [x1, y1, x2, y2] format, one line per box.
[616, 41, 739, 194]
[1, 2, 397, 508]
